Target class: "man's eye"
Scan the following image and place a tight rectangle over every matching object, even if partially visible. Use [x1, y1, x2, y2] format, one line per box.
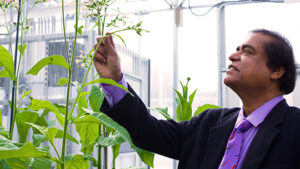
[243, 49, 252, 54]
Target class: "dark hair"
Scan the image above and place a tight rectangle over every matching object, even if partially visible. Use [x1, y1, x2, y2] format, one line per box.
[250, 29, 296, 94]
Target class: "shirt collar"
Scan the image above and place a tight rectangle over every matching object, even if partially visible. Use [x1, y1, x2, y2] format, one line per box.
[236, 96, 284, 128]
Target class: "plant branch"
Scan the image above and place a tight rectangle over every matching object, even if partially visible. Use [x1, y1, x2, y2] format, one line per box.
[67, 36, 106, 120]
[110, 28, 134, 35]
[62, 0, 70, 65]
[61, 0, 80, 168]
[50, 140, 62, 160]
[101, 8, 108, 36]
[3, 10, 13, 55]
[98, 124, 102, 169]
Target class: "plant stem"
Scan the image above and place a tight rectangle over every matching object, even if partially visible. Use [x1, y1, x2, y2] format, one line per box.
[67, 36, 106, 120]
[9, 0, 22, 140]
[101, 8, 107, 36]
[110, 28, 131, 35]
[104, 126, 107, 169]
[10, 7, 25, 139]
[3, 10, 13, 55]
[61, 0, 70, 64]
[97, 16, 101, 35]
[50, 141, 61, 160]
[98, 124, 102, 169]
[98, 11, 108, 169]
[61, 0, 80, 168]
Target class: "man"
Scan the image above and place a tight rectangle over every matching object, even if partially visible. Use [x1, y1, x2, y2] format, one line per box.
[94, 29, 300, 169]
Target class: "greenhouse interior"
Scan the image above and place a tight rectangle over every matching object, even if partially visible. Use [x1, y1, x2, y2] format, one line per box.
[1, 0, 300, 168]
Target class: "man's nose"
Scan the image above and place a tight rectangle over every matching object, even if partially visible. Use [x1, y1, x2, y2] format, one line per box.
[228, 52, 240, 62]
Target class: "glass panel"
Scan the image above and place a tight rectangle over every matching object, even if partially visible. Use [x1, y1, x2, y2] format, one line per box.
[225, 3, 300, 65]
[178, 8, 219, 108]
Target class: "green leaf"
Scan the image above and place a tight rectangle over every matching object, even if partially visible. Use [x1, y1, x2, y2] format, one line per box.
[2, 158, 28, 169]
[26, 55, 69, 75]
[55, 129, 79, 144]
[0, 137, 49, 159]
[32, 134, 47, 147]
[75, 25, 84, 35]
[180, 77, 191, 100]
[194, 104, 221, 117]
[82, 156, 97, 167]
[53, 103, 66, 115]
[0, 69, 10, 79]
[73, 116, 99, 156]
[89, 86, 104, 112]
[113, 34, 126, 47]
[112, 144, 121, 169]
[57, 77, 68, 86]
[0, 136, 19, 151]
[28, 99, 64, 127]
[46, 127, 58, 144]
[16, 110, 39, 143]
[0, 159, 10, 169]
[91, 112, 154, 168]
[78, 92, 89, 117]
[64, 154, 89, 169]
[18, 44, 27, 56]
[21, 91, 31, 101]
[0, 45, 15, 80]
[0, 110, 2, 127]
[188, 89, 197, 106]
[27, 123, 57, 145]
[83, 78, 133, 96]
[0, 126, 9, 138]
[150, 107, 172, 120]
[97, 131, 125, 147]
[8, 101, 12, 110]
[71, 81, 80, 92]
[30, 158, 51, 169]
[174, 89, 192, 122]
[179, 81, 187, 100]
[34, 115, 52, 130]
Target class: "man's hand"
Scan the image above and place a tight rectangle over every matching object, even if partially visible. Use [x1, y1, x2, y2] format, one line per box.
[94, 34, 122, 82]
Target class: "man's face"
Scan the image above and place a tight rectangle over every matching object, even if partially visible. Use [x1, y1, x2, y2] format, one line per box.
[224, 33, 274, 93]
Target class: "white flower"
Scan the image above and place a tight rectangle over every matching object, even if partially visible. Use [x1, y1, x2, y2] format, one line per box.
[75, 59, 82, 64]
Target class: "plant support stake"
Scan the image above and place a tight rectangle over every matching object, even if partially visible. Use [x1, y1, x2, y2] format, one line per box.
[9, 0, 22, 139]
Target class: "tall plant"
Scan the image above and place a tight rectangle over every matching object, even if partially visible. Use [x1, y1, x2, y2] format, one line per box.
[0, 0, 154, 168]
[152, 77, 221, 122]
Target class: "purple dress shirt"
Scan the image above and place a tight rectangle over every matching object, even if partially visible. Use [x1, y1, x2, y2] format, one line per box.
[102, 76, 284, 168]
[101, 75, 128, 108]
[233, 95, 283, 169]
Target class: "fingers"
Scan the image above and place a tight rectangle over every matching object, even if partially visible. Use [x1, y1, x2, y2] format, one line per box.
[94, 34, 118, 62]
[96, 36, 103, 42]
[94, 43, 107, 63]
[106, 32, 115, 48]
[94, 43, 106, 57]
[96, 34, 116, 54]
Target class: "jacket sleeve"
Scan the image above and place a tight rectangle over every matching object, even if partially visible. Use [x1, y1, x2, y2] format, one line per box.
[100, 84, 187, 159]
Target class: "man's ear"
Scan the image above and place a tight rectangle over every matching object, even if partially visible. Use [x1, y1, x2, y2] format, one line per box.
[270, 67, 285, 80]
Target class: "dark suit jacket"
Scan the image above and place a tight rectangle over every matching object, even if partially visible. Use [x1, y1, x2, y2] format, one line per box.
[101, 86, 300, 169]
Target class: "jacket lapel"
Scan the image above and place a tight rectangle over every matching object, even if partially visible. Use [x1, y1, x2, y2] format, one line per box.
[241, 100, 289, 169]
[200, 110, 239, 169]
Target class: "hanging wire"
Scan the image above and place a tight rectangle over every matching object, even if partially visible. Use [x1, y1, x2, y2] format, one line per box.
[188, 0, 227, 17]
[164, 0, 174, 8]
[179, 0, 186, 7]
[187, 0, 261, 17]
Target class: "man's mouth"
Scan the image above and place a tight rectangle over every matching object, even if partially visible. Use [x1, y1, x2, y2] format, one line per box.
[228, 65, 239, 71]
